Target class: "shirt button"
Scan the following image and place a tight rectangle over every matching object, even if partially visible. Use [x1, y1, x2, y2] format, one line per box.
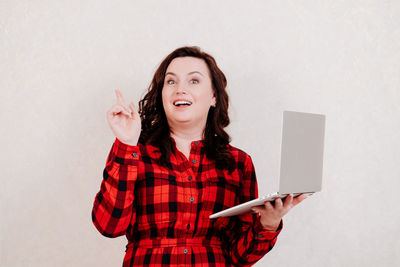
[188, 176, 192, 181]
[189, 197, 195, 202]
[194, 141, 199, 145]
[132, 152, 137, 157]
[183, 248, 188, 254]
[187, 224, 190, 230]
[192, 159, 197, 164]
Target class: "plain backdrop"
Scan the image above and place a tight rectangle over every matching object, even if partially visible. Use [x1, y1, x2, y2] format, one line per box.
[1, 1, 399, 266]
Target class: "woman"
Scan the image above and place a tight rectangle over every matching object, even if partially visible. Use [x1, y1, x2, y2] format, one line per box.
[92, 46, 307, 266]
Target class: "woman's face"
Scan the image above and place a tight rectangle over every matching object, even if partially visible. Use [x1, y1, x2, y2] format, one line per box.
[162, 56, 216, 130]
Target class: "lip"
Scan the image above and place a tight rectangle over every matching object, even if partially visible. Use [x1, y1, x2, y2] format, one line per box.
[173, 104, 191, 110]
[173, 98, 192, 103]
[172, 98, 193, 107]
[174, 105, 190, 110]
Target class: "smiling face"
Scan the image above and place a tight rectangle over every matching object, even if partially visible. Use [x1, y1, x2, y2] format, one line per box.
[162, 56, 216, 131]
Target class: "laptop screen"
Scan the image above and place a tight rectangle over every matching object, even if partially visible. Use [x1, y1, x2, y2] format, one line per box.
[278, 111, 325, 194]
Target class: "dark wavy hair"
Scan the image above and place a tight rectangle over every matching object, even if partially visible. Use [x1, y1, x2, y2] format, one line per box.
[138, 46, 235, 172]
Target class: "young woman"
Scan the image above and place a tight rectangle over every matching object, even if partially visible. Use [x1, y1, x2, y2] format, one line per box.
[92, 46, 306, 266]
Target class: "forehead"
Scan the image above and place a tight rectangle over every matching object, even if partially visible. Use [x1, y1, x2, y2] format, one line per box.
[166, 57, 210, 76]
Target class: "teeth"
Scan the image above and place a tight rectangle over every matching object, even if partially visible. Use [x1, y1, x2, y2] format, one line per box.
[174, 100, 192, 106]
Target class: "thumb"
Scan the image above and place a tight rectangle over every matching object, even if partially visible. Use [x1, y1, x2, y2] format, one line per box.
[251, 207, 261, 213]
[129, 102, 139, 117]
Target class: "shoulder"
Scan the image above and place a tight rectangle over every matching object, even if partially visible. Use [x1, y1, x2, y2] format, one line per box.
[227, 143, 254, 170]
[137, 139, 162, 160]
[227, 143, 252, 160]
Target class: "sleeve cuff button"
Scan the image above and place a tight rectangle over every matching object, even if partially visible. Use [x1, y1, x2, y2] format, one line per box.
[132, 152, 137, 157]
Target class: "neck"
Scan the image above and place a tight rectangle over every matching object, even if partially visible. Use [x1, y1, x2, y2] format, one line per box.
[168, 121, 206, 142]
[169, 125, 204, 159]
[170, 128, 203, 143]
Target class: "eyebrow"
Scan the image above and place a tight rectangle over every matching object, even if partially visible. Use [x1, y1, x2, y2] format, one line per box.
[165, 71, 204, 77]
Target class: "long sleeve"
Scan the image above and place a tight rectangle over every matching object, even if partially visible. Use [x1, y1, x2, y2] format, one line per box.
[92, 138, 140, 238]
[224, 154, 282, 266]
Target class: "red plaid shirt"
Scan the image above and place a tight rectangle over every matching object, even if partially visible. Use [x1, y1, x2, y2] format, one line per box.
[92, 137, 282, 266]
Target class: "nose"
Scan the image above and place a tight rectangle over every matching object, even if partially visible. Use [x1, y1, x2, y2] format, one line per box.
[176, 84, 187, 94]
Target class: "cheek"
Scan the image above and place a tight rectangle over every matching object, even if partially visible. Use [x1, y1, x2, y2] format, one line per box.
[161, 89, 169, 108]
[196, 90, 214, 107]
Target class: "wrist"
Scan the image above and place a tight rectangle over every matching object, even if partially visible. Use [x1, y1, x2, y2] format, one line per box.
[260, 219, 280, 231]
[117, 138, 139, 147]
[261, 224, 279, 231]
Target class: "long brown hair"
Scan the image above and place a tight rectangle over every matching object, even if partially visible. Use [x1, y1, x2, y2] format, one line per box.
[138, 46, 235, 172]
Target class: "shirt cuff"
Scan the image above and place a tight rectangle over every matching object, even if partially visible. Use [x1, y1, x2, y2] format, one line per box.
[112, 138, 141, 163]
[254, 217, 283, 241]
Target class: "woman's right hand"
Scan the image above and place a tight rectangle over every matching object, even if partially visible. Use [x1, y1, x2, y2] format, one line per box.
[106, 89, 142, 146]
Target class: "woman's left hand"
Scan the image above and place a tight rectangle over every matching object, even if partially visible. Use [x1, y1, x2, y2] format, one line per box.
[251, 194, 308, 230]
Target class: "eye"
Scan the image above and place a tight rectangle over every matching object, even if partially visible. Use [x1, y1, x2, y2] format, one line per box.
[190, 79, 199, 84]
[166, 79, 175, 85]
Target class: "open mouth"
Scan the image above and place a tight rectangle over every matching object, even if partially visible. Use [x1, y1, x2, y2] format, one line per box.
[173, 100, 192, 107]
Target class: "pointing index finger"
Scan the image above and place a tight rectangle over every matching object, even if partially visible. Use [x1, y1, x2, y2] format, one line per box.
[115, 89, 127, 106]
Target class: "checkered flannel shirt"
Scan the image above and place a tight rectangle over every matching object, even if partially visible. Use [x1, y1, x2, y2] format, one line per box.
[92, 137, 282, 266]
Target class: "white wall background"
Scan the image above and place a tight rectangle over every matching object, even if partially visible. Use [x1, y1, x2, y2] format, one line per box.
[1, 0, 399, 266]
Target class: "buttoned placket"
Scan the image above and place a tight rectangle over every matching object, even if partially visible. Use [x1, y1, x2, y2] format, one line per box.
[180, 141, 202, 238]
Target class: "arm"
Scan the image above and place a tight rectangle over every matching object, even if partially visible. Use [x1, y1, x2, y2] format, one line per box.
[225, 155, 282, 266]
[91, 138, 140, 238]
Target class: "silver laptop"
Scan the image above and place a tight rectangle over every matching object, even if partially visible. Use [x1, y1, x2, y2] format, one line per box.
[209, 111, 325, 219]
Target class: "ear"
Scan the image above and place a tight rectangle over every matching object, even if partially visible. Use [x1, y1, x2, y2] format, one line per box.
[211, 95, 216, 107]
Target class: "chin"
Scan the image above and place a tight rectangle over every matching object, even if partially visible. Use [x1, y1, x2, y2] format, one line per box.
[169, 113, 199, 124]
[174, 117, 193, 124]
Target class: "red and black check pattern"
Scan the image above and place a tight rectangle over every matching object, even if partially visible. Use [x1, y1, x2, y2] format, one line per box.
[92, 138, 282, 266]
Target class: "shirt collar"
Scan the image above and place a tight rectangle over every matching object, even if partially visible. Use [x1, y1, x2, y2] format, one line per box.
[170, 136, 204, 148]
[144, 136, 204, 160]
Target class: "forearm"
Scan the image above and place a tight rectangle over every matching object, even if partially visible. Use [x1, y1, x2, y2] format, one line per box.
[92, 138, 140, 237]
[228, 214, 282, 266]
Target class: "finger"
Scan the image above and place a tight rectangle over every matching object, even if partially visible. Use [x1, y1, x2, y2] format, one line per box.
[274, 197, 283, 209]
[115, 90, 131, 116]
[108, 104, 131, 118]
[121, 109, 132, 117]
[283, 194, 293, 207]
[292, 193, 308, 206]
[128, 103, 133, 117]
[251, 207, 262, 214]
[129, 102, 139, 118]
[264, 201, 274, 210]
[115, 89, 128, 107]
[109, 104, 129, 114]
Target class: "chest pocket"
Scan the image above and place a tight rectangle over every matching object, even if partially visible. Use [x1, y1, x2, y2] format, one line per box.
[135, 171, 178, 228]
[202, 169, 241, 217]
